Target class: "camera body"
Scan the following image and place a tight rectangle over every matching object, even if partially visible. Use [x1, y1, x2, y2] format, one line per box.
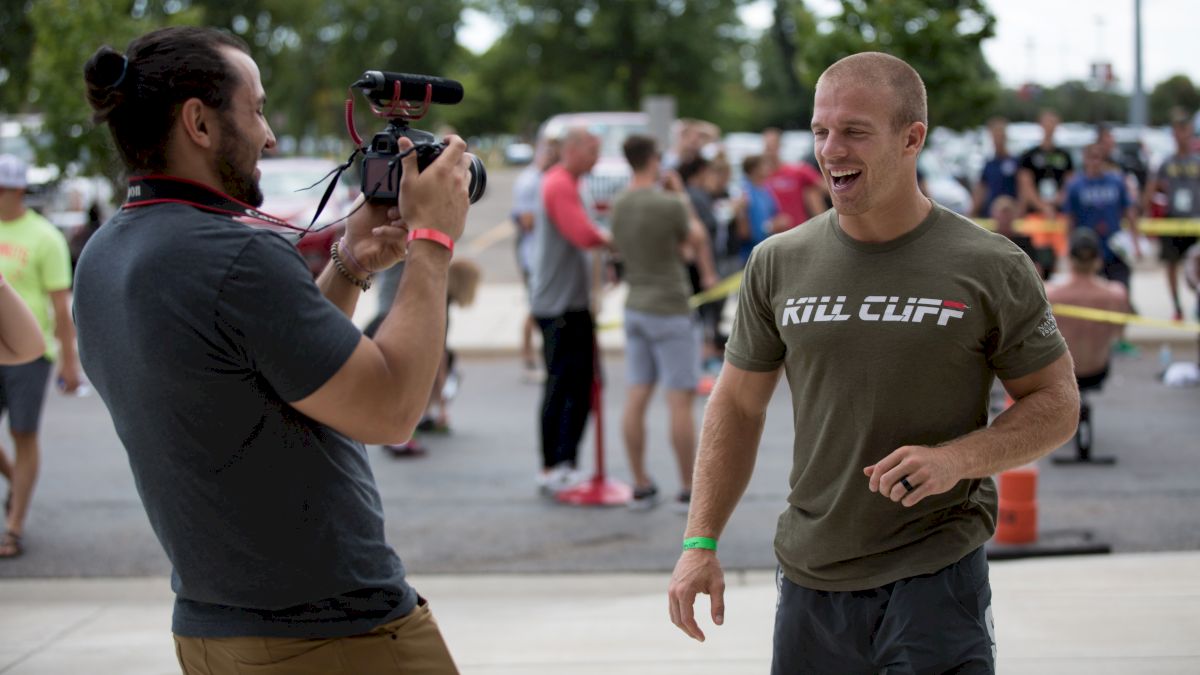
[356, 71, 486, 204]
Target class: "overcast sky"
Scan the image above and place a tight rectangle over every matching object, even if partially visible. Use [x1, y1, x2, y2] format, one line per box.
[458, 0, 1199, 91]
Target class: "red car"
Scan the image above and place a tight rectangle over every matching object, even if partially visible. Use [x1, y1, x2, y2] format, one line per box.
[255, 157, 356, 277]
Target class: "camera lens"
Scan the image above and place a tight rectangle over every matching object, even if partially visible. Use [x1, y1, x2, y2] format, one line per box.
[466, 153, 487, 204]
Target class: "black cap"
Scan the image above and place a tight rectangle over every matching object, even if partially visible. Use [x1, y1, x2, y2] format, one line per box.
[1069, 228, 1101, 261]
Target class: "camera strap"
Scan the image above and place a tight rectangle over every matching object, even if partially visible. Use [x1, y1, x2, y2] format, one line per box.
[123, 175, 301, 232]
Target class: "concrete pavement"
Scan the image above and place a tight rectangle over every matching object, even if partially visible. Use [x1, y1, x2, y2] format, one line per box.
[2, 552, 1199, 674]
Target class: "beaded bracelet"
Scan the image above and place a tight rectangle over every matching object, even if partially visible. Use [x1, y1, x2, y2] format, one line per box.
[338, 237, 373, 277]
[329, 239, 372, 291]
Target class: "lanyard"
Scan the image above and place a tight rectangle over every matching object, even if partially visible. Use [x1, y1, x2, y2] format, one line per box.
[122, 175, 309, 235]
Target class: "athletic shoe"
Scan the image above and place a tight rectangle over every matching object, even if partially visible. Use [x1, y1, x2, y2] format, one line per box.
[629, 483, 659, 510]
[522, 362, 545, 384]
[382, 439, 426, 458]
[672, 490, 691, 514]
[416, 416, 450, 434]
[537, 464, 575, 497]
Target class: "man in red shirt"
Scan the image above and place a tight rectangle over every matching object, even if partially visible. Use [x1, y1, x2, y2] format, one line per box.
[528, 128, 612, 493]
[762, 127, 828, 229]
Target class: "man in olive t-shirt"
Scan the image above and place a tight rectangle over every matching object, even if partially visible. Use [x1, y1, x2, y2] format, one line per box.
[667, 53, 1079, 674]
[610, 135, 716, 510]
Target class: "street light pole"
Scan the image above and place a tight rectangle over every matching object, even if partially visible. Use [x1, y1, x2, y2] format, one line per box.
[1130, 0, 1147, 125]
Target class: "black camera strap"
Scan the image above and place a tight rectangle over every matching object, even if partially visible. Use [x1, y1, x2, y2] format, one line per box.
[123, 175, 302, 232]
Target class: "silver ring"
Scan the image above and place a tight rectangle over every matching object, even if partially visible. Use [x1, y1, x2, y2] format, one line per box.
[900, 476, 915, 493]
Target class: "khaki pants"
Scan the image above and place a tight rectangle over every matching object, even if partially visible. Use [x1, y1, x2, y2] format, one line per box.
[173, 599, 458, 674]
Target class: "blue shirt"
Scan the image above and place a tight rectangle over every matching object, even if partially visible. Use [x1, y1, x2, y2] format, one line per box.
[1064, 173, 1130, 262]
[740, 179, 780, 261]
[979, 155, 1018, 214]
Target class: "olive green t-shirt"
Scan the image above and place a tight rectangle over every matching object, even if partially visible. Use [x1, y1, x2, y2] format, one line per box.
[726, 203, 1066, 591]
[610, 188, 691, 316]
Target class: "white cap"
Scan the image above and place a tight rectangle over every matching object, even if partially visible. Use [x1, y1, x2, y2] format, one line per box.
[0, 155, 28, 190]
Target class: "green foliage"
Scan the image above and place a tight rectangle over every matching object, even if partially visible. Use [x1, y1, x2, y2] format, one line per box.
[464, 0, 751, 134]
[1148, 75, 1200, 125]
[991, 81, 1129, 124]
[791, 0, 999, 130]
[26, 0, 200, 186]
[0, 0, 36, 111]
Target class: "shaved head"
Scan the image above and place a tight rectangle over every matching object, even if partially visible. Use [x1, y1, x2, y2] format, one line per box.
[816, 52, 927, 131]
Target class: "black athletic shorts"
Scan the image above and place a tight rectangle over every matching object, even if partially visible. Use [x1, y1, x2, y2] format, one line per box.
[1159, 236, 1197, 263]
[772, 547, 995, 674]
[0, 357, 53, 434]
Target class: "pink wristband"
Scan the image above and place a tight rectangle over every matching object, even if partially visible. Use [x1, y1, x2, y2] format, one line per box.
[406, 228, 454, 253]
[337, 237, 372, 276]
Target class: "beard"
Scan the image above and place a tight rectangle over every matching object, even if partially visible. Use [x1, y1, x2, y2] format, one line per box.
[215, 116, 264, 207]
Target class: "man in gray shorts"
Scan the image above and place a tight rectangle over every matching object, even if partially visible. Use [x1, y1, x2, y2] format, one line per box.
[611, 135, 716, 510]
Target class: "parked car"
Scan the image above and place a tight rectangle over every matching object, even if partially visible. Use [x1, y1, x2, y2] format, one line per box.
[256, 157, 355, 277]
[537, 112, 649, 224]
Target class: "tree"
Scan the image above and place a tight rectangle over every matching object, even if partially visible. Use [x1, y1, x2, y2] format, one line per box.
[1149, 75, 1200, 125]
[0, 0, 36, 112]
[465, 0, 750, 132]
[26, 0, 199, 187]
[797, 0, 1000, 130]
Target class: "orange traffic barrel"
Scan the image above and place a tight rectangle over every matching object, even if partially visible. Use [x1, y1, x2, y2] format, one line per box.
[995, 465, 1038, 544]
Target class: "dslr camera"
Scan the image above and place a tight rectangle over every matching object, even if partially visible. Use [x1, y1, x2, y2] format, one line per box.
[354, 70, 486, 204]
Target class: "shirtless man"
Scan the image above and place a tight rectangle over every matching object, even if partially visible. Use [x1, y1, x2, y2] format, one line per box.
[1046, 228, 1129, 388]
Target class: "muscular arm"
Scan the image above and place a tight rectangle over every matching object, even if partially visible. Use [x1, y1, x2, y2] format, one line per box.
[668, 364, 781, 641]
[867, 352, 1079, 506]
[0, 279, 44, 364]
[289, 137, 469, 444]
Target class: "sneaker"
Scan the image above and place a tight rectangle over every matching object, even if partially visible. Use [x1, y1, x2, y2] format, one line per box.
[672, 490, 691, 514]
[382, 439, 426, 458]
[629, 483, 659, 510]
[522, 362, 545, 384]
[416, 416, 450, 434]
[537, 464, 575, 497]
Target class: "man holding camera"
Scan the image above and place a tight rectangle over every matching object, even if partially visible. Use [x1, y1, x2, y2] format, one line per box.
[75, 27, 468, 673]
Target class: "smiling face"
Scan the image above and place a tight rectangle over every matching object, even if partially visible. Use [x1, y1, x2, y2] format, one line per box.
[811, 80, 921, 217]
[213, 47, 276, 206]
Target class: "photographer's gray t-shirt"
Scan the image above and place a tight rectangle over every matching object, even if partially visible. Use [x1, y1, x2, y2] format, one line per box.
[75, 203, 416, 638]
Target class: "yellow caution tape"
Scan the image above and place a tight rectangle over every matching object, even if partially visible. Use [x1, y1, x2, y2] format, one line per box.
[688, 271, 744, 308]
[1053, 304, 1200, 333]
[975, 218, 1200, 236]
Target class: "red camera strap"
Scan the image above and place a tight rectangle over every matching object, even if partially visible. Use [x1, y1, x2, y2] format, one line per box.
[122, 175, 308, 233]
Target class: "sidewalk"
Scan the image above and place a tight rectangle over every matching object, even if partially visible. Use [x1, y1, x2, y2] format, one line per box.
[1, 552, 1197, 674]
[426, 259, 1200, 357]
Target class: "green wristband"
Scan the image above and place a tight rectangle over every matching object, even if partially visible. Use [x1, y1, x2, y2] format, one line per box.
[682, 536, 717, 551]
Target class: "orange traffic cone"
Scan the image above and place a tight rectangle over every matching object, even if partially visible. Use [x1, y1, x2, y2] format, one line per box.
[994, 464, 1038, 545]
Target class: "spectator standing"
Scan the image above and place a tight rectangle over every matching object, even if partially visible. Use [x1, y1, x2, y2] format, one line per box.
[529, 128, 612, 494]
[0, 154, 80, 560]
[511, 138, 560, 381]
[971, 117, 1019, 217]
[1018, 110, 1074, 218]
[1063, 144, 1141, 291]
[736, 155, 789, 263]
[989, 195, 1044, 277]
[1143, 111, 1200, 321]
[667, 52, 1077, 672]
[761, 127, 827, 228]
[611, 135, 715, 510]
[76, 27, 468, 671]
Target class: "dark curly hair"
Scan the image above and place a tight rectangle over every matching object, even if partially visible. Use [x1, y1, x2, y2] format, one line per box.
[83, 26, 249, 173]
